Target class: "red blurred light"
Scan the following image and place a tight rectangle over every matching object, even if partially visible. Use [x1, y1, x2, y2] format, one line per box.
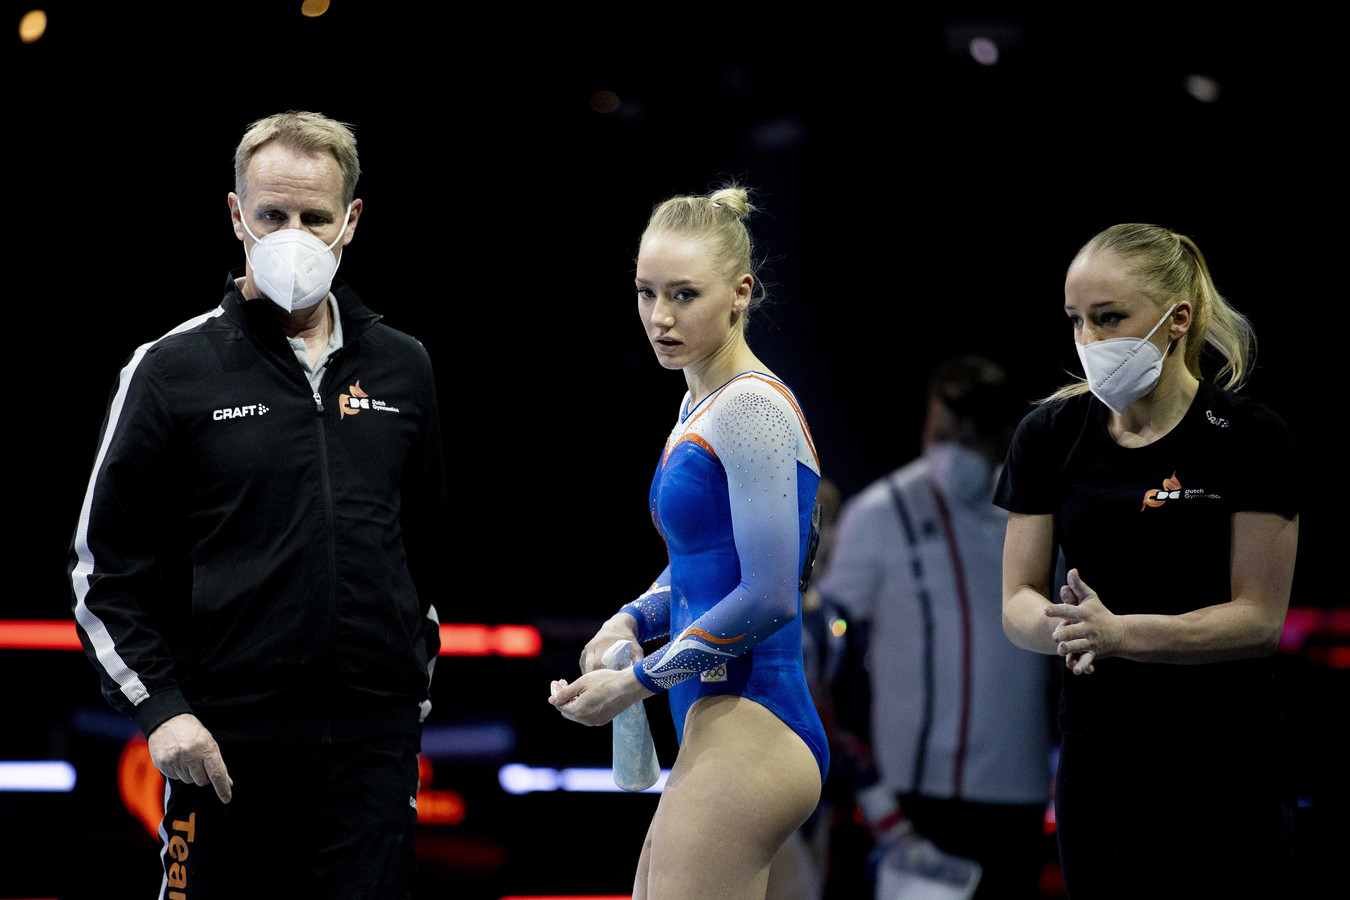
[0, 620, 82, 650]
[0, 620, 542, 659]
[417, 789, 466, 825]
[117, 738, 164, 839]
[439, 624, 542, 657]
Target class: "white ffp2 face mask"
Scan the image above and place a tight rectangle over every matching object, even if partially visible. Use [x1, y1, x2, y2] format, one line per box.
[924, 441, 994, 504]
[1075, 304, 1176, 414]
[239, 203, 352, 313]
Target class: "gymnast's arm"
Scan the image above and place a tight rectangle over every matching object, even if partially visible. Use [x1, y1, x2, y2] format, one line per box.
[553, 384, 805, 721]
[578, 569, 671, 674]
[631, 385, 803, 692]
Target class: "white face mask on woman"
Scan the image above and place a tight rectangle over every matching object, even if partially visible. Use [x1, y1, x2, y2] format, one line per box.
[239, 204, 353, 313]
[1075, 304, 1176, 414]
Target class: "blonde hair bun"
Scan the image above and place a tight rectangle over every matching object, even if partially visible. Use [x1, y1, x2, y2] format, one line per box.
[708, 187, 752, 219]
[642, 184, 765, 316]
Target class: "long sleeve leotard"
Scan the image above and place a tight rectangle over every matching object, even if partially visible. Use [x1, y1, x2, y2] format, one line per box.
[619, 372, 829, 779]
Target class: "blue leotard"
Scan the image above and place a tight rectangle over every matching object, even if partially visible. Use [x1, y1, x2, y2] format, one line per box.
[620, 372, 829, 780]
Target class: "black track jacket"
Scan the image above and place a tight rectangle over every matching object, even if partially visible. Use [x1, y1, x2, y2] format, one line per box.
[70, 273, 445, 744]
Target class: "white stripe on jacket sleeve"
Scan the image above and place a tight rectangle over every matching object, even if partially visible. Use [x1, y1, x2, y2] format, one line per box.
[70, 307, 224, 706]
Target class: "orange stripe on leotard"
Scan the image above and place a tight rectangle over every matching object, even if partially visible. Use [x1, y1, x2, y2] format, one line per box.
[685, 627, 748, 645]
[687, 373, 758, 426]
[746, 374, 821, 471]
[679, 373, 819, 471]
[661, 433, 717, 467]
[674, 433, 716, 458]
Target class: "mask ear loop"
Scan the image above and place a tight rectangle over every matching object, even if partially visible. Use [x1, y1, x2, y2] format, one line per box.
[1150, 304, 1183, 372]
[237, 202, 353, 266]
[238, 202, 262, 267]
[327, 203, 354, 273]
[1142, 304, 1178, 352]
[1117, 303, 1179, 362]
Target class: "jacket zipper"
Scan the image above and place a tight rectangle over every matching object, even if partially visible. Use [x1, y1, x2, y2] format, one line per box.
[313, 372, 340, 743]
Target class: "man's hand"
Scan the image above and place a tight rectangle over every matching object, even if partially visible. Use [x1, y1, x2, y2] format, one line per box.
[147, 713, 233, 803]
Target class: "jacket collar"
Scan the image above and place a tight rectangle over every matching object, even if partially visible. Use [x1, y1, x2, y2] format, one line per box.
[221, 269, 382, 344]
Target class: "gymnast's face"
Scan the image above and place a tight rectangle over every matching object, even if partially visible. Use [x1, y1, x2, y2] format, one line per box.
[1064, 252, 1188, 351]
[635, 231, 753, 373]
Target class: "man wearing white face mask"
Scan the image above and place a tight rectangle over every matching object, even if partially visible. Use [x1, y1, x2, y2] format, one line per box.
[818, 357, 1052, 900]
[69, 111, 445, 899]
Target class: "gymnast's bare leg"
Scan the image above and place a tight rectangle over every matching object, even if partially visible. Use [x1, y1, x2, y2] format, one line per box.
[633, 696, 820, 900]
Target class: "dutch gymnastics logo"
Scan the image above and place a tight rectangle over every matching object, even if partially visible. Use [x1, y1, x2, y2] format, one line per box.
[339, 379, 401, 419]
[1141, 471, 1220, 510]
[1141, 471, 1182, 510]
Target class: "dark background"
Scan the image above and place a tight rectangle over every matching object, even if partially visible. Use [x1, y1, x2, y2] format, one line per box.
[4, 4, 1342, 897]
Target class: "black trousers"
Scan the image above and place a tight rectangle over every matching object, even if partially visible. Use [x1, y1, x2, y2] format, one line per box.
[158, 735, 420, 900]
[1055, 731, 1294, 900]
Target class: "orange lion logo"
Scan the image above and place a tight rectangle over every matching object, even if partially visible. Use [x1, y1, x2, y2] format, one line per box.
[339, 380, 368, 419]
[1141, 471, 1182, 511]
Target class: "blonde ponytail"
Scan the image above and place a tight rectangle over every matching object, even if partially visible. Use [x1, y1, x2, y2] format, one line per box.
[1176, 234, 1254, 390]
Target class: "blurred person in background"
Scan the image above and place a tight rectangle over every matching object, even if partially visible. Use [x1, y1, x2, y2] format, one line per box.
[819, 356, 1053, 899]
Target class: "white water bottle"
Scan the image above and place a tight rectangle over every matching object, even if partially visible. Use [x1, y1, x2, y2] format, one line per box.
[602, 639, 660, 791]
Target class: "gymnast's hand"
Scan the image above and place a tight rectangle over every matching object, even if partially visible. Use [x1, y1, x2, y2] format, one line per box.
[1047, 569, 1122, 675]
[579, 613, 643, 674]
[550, 668, 655, 727]
[147, 712, 234, 803]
